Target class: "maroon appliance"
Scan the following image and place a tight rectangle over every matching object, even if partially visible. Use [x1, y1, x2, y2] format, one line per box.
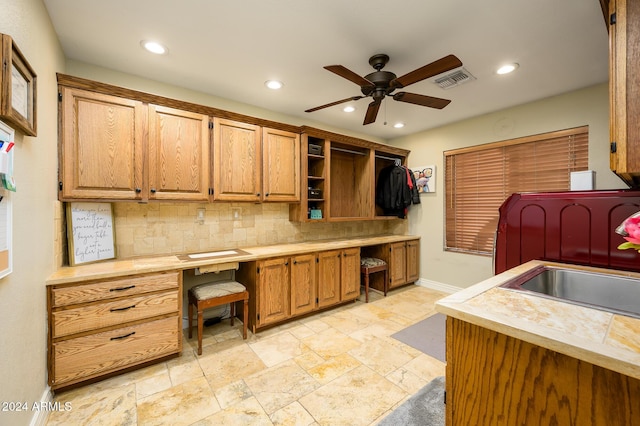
[494, 190, 640, 274]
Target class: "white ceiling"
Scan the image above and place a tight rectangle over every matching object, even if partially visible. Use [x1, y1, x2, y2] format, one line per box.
[43, 0, 609, 141]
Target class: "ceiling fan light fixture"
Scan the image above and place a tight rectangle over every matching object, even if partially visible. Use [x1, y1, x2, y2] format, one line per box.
[393, 122, 405, 129]
[141, 40, 168, 55]
[265, 80, 283, 90]
[343, 105, 356, 113]
[497, 63, 519, 75]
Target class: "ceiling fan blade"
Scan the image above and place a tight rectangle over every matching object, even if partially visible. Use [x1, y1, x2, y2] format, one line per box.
[305, 96, 364, 113]
[393, 92, 451, 109]
[363, 100, 381, 125]
[324, 65, 375, 88]
[391, 54, 463, 89]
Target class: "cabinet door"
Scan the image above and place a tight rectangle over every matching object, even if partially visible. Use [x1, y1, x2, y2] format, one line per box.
[609, 0, 640, 185]
[389, 242, 407, 289]
[406, 239, 420, 283]
[60, 87, 145, 200]
[213, 118, 261, 201]
[257, 258, 290, 326]
[290, 253, 316, 316]
[317, 250, 341, 308]
[262, 128, 300, 202]
[340, 248, 361, 301]
[148, 105, 210, 201]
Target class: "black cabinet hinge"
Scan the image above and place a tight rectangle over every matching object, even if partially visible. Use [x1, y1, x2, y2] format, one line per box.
[610, 12, 616, 25]
[58, 92, 62, 102]
[611, 141, 617, 153]
[316, 297, 319, 303]
[444, 390, 446, 404]
[257, 267, 260, 274]
[257, 313, 260, 321]
[58, 181, 63, 191]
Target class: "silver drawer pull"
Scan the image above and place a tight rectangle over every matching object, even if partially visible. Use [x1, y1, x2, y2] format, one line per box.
[110, 304, 136, 312]
[109, 285, 136, 292]
[110, 332, 135, 341]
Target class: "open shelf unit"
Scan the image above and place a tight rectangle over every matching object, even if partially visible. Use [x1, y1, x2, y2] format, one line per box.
[289, 127, 410, 222]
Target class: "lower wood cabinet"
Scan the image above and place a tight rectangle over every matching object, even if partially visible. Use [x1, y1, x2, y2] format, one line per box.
[363, 238, 420, 292]
[291, 254, 317, 316]
[47, 271, 182, 390]
[237, 248, 360, 333]
[446, 317, 640, 425]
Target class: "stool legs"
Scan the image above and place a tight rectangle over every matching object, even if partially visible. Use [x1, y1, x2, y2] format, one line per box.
[363, 271, 370, 303]
[197, 308, 204, 356]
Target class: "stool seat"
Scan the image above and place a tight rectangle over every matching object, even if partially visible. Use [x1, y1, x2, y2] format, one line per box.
[360, 257, 388, 303]
[361, 257, 387, 268]
[191, 281, 247, 300]
[188, 280, 249, 355]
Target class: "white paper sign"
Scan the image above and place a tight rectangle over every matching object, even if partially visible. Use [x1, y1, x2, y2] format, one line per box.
[68, 202, 116, 265]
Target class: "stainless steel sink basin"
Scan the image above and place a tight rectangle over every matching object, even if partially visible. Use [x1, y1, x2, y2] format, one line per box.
[501, 267, 640, 318]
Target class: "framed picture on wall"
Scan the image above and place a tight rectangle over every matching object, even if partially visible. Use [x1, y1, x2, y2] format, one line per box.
[411, 165, 436, 193]
[0, 33, 37, 136]
[66, 202, 116, 266]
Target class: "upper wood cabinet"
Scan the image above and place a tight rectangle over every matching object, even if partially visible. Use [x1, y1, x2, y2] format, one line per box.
[148, 105, 210, 201]
[609, 0, 640, 186]
[59, 87, 145, 201]
[59, 88, 209, 202]
[212, 118, 262, 201]
[262, 127, 300, 202]
[212, 118, 300, 202]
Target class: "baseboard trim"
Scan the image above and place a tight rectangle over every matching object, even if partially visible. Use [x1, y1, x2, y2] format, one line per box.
[29, 386, 53, 426]
[415, 278, 461, 294]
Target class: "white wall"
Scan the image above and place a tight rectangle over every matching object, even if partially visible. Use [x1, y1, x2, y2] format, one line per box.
[0, 0, 65, 424]
[390, 83, 626, 289]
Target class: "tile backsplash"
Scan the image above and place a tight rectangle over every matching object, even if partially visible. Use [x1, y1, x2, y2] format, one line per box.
[108, 202, 407, 259]
[55, 201, 408, 265]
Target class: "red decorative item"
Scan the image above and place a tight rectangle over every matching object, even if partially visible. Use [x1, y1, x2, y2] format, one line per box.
[494, 190, 640, 274]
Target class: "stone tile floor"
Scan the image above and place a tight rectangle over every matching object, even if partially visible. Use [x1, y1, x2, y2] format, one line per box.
[46, 285, 447, 426]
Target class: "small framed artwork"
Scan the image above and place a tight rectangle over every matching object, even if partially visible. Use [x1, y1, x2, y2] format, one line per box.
[0, 33, 37, 136]
[67, 202, 116, 266]
[411, 165, 436, 193]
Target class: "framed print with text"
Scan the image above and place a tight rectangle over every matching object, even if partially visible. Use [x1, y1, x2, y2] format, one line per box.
[0, 33, 37, 136]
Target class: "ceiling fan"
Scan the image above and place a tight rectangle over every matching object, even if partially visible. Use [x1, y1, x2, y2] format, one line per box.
[305, 53, 463, 125]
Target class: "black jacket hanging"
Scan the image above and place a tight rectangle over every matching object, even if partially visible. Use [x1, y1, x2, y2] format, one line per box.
[376, 164, 420, 218]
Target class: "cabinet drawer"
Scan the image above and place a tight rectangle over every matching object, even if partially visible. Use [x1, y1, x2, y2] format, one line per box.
[51, 272, 179, 307]
[52, 316, 180, 387]
[52, 290, 178, 338]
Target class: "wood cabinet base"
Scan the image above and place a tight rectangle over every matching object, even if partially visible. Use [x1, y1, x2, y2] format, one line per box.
[446, 317, 640, 426]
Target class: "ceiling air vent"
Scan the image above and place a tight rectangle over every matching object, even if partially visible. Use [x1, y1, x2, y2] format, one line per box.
[433, 67, 476, 89]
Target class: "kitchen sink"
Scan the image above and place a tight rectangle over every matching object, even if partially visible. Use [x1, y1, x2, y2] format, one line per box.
[500, 266, 640, 318]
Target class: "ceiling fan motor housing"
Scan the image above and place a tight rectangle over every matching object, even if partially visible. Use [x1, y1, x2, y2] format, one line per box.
[362, 70, 397, 97]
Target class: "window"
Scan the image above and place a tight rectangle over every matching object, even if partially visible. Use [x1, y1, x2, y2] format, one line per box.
[444, 126, 589, 255]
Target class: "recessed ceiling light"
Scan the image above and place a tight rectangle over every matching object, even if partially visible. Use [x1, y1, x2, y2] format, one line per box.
[265, 80, 283, 90]
[343, 106, 356, 113]
[393, 122, 405, 129]
[497, 63, 519, 75]
[141, 40, 168, 55]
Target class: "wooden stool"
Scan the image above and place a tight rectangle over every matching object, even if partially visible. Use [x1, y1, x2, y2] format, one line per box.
[360, 257, 388, 303]
[188, 280, 249, 355]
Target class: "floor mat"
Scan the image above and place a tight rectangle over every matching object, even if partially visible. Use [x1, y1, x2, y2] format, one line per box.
[378, 376, 445, 426]
[391, 313, 446, 362]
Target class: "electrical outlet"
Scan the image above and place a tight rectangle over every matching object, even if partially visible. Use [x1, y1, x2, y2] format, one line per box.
[196, 208, 205, 223]
[231, 207, 241, 220]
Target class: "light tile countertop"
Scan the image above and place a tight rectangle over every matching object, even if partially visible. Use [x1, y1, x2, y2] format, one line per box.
[436, 260, 640, 381]
[47, 234, 419, 285]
